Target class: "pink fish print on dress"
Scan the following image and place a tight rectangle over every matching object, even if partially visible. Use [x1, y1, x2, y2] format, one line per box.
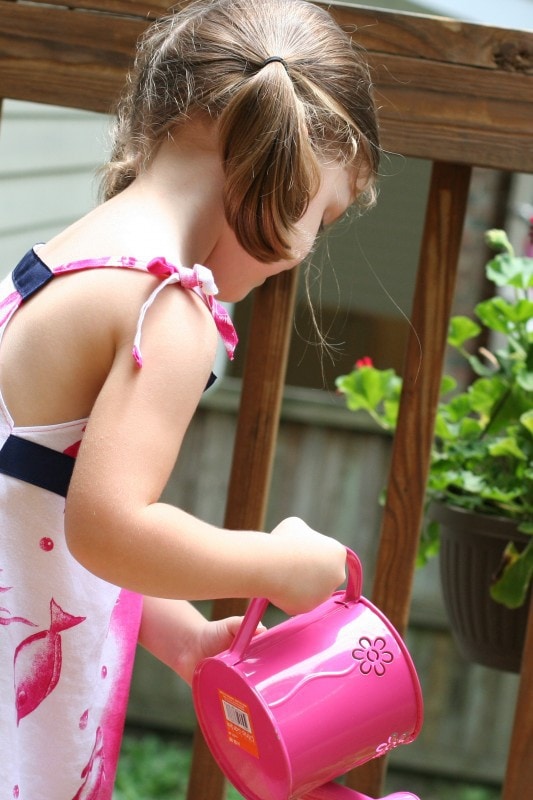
[0, 569, 36, 628]
[14, 597, 85, 723]
[72, 727, 105, 800]
[0, 605, 36, 627]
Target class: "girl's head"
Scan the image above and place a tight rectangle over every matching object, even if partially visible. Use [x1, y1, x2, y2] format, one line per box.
[101, 0, 380, 263]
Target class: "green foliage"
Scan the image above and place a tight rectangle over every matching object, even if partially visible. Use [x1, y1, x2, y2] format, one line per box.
[113, 732, 500, 800]
[113, 733, 247, 799]
[336, 229, 533, 609]
[113, 734, 191, 799]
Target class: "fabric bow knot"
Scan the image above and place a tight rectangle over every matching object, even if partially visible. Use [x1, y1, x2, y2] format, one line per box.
[133, 258, 237, 367]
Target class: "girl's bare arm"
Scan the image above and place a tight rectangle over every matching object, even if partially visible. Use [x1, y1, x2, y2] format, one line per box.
[64, 282, 346, 616]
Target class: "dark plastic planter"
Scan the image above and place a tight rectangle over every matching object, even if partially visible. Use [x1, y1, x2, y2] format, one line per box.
[432, 502, 530, 673]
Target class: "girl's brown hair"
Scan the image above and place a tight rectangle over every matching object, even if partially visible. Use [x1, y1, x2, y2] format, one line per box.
[101, 0, 380, 262]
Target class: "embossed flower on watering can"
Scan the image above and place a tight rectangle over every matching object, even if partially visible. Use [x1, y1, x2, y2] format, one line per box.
[352, 636, 394, 676]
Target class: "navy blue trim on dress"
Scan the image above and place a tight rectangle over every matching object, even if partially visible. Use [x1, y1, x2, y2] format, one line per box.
[12, 250, 53, 300]
[3, 251, 214, 498]
[0, 434, 74, 497]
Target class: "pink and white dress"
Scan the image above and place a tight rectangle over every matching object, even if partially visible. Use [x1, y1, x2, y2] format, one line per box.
[0, 248, 237, 799]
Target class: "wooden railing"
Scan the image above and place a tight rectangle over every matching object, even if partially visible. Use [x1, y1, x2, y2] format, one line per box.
[1, 2, 532, 798]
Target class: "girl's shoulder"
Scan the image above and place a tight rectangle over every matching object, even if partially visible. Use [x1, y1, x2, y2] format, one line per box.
[0, 249, 219, 428]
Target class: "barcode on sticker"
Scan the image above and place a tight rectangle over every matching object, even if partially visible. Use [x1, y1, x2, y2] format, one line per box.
[218, 690, 259, 758]
[222, 699, 252, 732]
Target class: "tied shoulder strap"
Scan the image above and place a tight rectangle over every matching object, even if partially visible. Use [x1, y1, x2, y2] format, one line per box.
[132, 257, 238, 367]
[0, 251, 237, 498]
[1, 250, 238, 367]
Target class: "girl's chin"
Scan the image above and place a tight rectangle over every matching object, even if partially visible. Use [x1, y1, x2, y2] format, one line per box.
[218, 281, 266, 304]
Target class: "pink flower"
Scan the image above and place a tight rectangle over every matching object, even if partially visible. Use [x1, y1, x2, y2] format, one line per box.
[352, 635, 394, 677]
[355, 356, 373, 368]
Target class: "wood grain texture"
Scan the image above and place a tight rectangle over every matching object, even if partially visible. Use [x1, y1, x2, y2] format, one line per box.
[320, 2, 533, 72]
[222, 268, 300, 532]
[0, 2, 142, 112]
[186, 724, 228, 800]
[346, 161, 472, 796]
[318, 3, 533, 170]
[372, 161, 472, 631]
[10, 0, 170, 15]
[1, 2, 532, 169]
[188, 268, 300, 800]
[503, 592, 533, 799]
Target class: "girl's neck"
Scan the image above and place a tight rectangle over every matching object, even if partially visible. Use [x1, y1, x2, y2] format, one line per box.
[114, 128, 226, 266]
[41, 121, 227, 271]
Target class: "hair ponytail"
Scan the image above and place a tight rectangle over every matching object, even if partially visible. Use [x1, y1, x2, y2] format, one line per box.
[100, 0, 381, 261]
[220, 63, 320, 263]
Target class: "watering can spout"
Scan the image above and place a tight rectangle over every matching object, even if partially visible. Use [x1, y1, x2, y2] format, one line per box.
[302, 782, 420, 800]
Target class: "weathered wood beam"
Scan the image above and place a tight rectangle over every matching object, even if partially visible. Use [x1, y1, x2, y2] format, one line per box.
[346, 160, 472, 796]
[503, 592, 533, 799]
[0, 1, 141, 113]
[187, 268, 300, 800]
[0, 1, 532, 171]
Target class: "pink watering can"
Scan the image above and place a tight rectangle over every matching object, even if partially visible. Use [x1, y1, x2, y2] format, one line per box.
[192, 549, 423, 800]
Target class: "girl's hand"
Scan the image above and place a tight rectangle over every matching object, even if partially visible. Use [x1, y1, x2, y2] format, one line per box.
[179, 616, 268, 684]
[268, 518, 347, 616]
[139, 597, 265, 685]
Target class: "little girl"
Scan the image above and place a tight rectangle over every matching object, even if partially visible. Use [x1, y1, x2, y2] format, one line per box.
[0, 0, 380, 796]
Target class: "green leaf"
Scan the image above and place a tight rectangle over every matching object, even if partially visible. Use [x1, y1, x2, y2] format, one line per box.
[460, 472, 486, 493]
[518, 522, 533, 535]
[527, 343, 533, 372]
[459, 417, 483, 438]
[490, 538, 533, 609]
[475, 296, 525, 333]
[448, 315, 481, 348]
[383, 398, 400, 428]
[521, 410, 533, 435]
[440, 374, 457, 395]
[434, 414, 452, 440]
[443, 393, 474, 422]
[416, 519, 441, 566]
[486, 253, 533, 290]
[488, 437, 527, 461]
[467, 376, 507, 416]
[336, 368, 401, 429]
[518, 371, 533, 391]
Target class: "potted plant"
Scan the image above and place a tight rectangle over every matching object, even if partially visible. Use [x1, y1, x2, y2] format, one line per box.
[336, 228, 533, 671]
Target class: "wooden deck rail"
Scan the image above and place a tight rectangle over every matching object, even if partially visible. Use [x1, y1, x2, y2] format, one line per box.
[1, 2, 532, 798]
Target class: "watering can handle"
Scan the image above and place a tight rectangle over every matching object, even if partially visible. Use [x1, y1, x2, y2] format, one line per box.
[229, 548, 363, 662]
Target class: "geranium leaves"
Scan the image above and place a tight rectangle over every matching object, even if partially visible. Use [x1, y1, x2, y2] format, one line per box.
[490, 537, 533, 609]
[486, 253, 533, 290]
[336, 229, 533, 608]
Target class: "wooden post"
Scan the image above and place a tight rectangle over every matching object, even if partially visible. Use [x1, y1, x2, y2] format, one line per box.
[186, 267, 299, 800]
[503, 593, 533, 799]
[346, 161, 472, 796]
